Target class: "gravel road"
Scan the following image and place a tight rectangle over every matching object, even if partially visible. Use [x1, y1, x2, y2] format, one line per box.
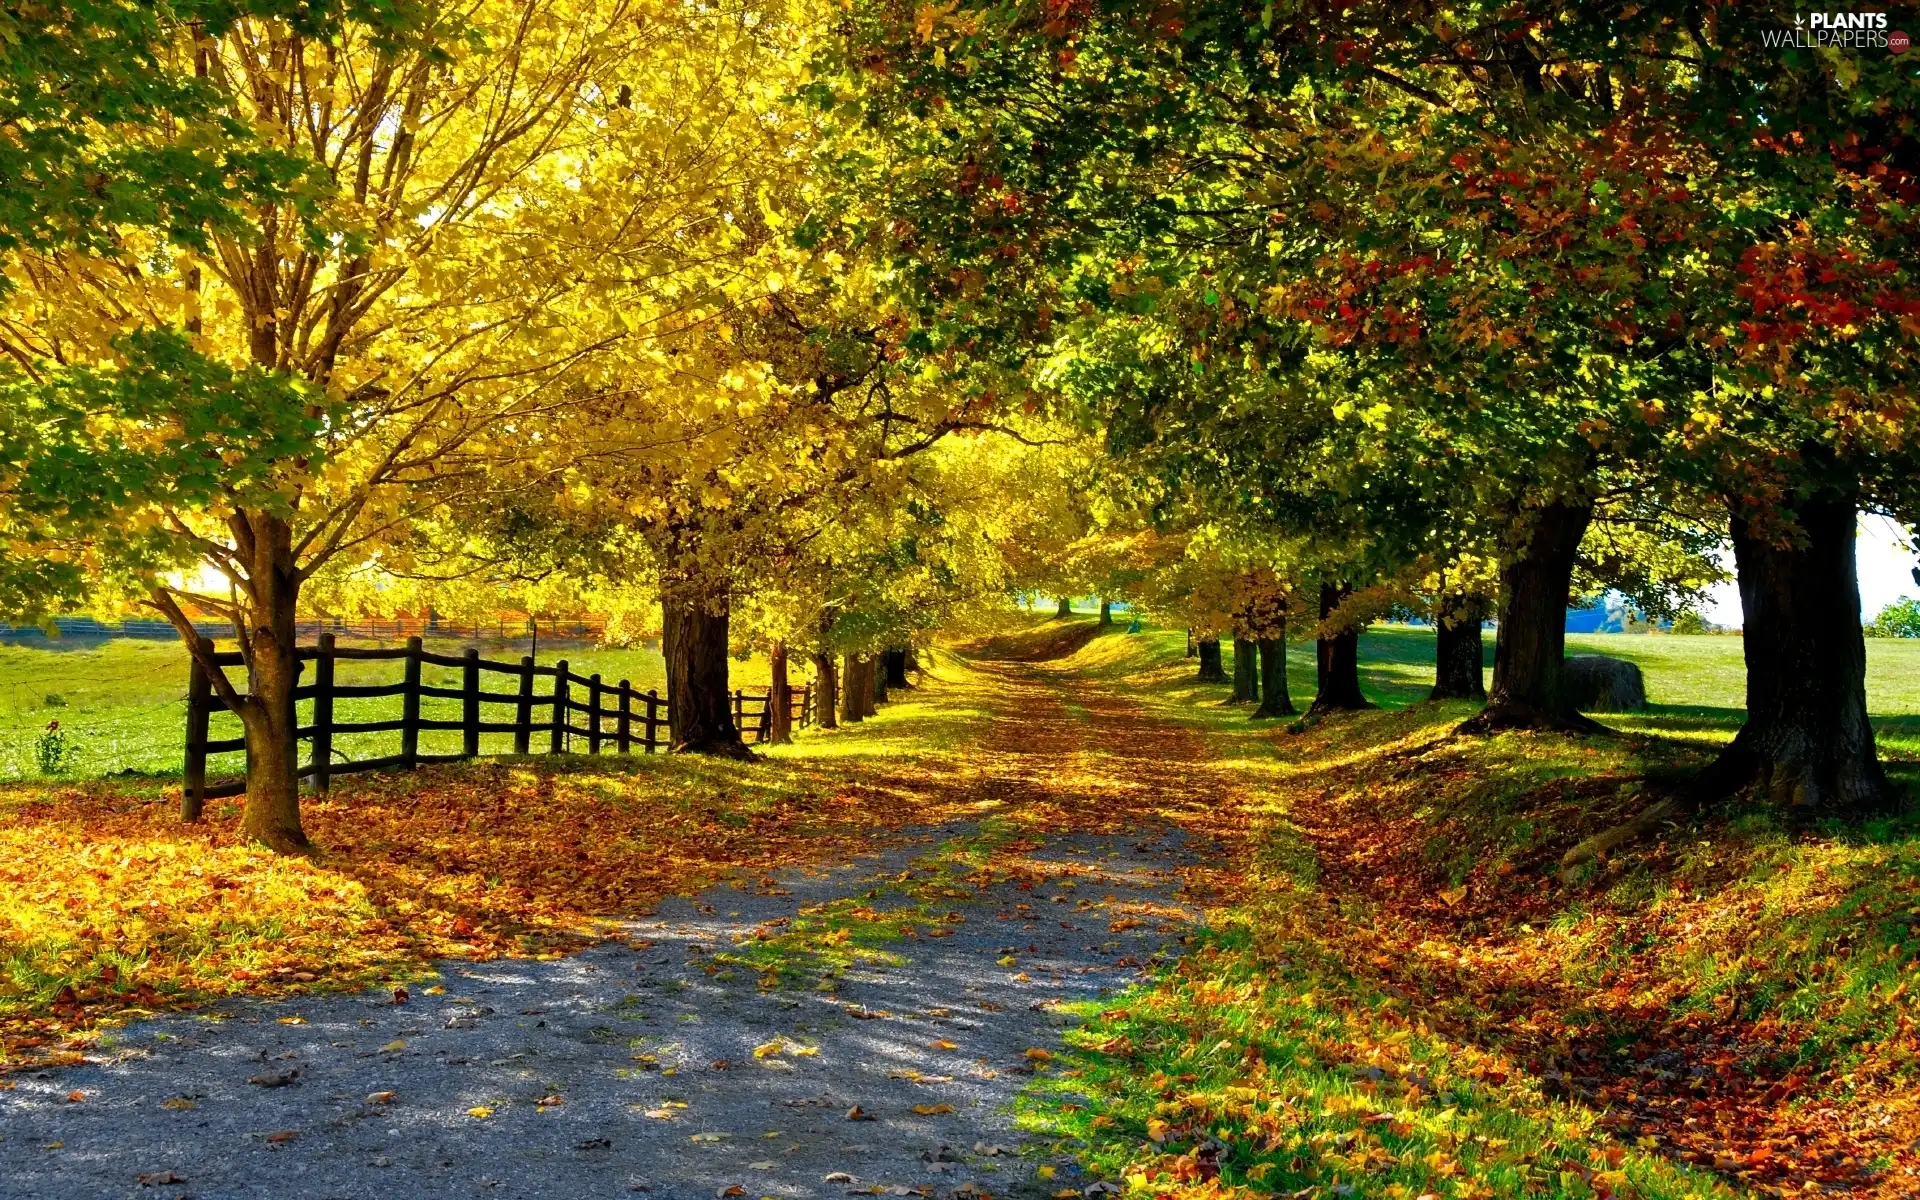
[0, 825, 1195, 1200]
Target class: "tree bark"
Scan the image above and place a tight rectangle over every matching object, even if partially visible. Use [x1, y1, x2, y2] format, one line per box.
[1252, 631, 1295, 719]
[840, 654, 864, 723]
[767, 641, 793, 745]
[1309, 582, 1372, 714]
[813, 650, 839, 729]
[1461, 500, 1597, 733]
[1430, 595, 1488, 701]
[1055, 596, 1073, 619]
[1196, 637, 1227, 682]
[1231, 636, 1259, 703]
[1691, 493, 1900, 816]
[1099, 600, 1113, 626]
[661, 579, 752, 758]
[237, 512, 308, 852]
[861, 654, 879, 715]
[884, 648, 910, 688]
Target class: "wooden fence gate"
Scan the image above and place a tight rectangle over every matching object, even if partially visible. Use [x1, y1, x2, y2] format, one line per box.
[184, 635, 814, 805]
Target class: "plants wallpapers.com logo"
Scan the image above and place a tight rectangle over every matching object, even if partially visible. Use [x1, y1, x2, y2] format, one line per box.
[1761, 10, 1908, 51]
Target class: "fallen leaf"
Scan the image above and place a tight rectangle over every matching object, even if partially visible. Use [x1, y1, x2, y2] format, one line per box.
[380, 1039, 406, 1053]
[247, 1069, 299, 1088]
[718, 1186, 746, 1197]
[912, 1103, 954, 1115]
[846, 1105, 876, 1121]
[929, 1039, 958, 1051]
[423, 984, 446, 995]
[64, 1090, 85, 1103]
[161, 1097, 196, 1111]
[366, 1091, 396, 1105]
[467, 1106, 493, 1119]
[690, 1132, 729, 1142]
[136, 1171, 185, 1185]
[748, 1160, 776, 1169]
[824, 1175, 855, 1185]
[996, 955, 1018, 967]
[276, 1015, 306, 1026]
[265, 1131, 299, 1144]
[1024, 1047, 1053, 1062]
[537, 1094, 564, 1106]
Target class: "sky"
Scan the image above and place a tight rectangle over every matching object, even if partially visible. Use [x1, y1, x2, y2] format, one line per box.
[1696, 515, 1918, 628]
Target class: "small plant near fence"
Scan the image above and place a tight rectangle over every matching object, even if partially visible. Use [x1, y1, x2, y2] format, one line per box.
[182, 635, 813, 814]
[34, 720, 78, 775]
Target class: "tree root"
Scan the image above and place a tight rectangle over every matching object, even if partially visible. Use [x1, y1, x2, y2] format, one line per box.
[1558, 798, 1682, 883]
[1457, 701, 1608, 737]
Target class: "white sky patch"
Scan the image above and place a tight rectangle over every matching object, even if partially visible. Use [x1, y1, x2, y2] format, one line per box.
[1699, 515, 1917, 627]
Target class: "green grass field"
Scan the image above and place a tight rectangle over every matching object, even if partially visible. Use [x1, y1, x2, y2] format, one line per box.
[4, 625, 1916, 783]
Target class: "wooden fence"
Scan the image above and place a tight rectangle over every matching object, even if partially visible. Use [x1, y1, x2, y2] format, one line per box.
[184, 634, 813, 805]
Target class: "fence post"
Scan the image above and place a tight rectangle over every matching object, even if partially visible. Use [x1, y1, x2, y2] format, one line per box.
[514, 656, 534, 754]
[400, 635, 422, 769]
[462, 648, 480, 759]
[800, 683, 812, 728]
[644, 688, 660, 753]
[551, 659, 569, 754]
[588, 673, 603, 754]
[182, 638, 211, 822]
[732, 688, 743, 734]
[312, 633, 335, 793]
[617, 679, 633, 753]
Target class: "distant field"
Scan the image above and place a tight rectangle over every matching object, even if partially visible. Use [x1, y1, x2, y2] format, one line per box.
[3, 624, 1915, 782]
[0, 636, 774, 783]
[1350, 625, 1920, 761]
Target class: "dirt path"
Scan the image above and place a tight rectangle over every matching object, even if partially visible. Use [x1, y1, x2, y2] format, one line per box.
[0, 659, 1229, 1200]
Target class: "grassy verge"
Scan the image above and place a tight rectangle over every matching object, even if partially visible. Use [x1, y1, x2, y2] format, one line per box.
[1015, 622, 1920, 1198]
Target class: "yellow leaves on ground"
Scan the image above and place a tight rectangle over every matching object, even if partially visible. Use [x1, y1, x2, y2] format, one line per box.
[466, 1106, 493, 1120]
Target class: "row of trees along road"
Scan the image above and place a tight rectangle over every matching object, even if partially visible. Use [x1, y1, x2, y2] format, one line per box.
[814, 0, 1920, 818]
[3, 0, 1917, 849]
[0, 0, 1035, 851]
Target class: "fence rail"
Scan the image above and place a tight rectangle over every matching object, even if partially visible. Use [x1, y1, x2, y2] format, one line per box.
[184, 634, 814, 806]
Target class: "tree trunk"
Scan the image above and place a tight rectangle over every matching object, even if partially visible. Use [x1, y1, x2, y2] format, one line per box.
[1231, 636, 1258, 703]
[902, 646, 920, 679]
[238, 512, 308, 853]
[1099, 600, 1113, 626]
[1691, 493, 1900, 816]
[840, 654, 864, 723]
[1431, 595, 1488, 701]
[1461, 501, 1595, 733]
[813, 650, 839, 729]
[1252, 634, 1296, 718]
[884, 648, 910, 688]
[862, 655, 880, 715]
[1309, 582, 1371, 714]
[1055, 596, 1073, 619]
[767, 641, 793, 745]
[661, 579, 751, 758]
[1196, 637, 1227, 682]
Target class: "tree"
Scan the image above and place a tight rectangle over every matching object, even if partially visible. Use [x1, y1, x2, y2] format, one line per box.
[2, 0, 751, 847]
